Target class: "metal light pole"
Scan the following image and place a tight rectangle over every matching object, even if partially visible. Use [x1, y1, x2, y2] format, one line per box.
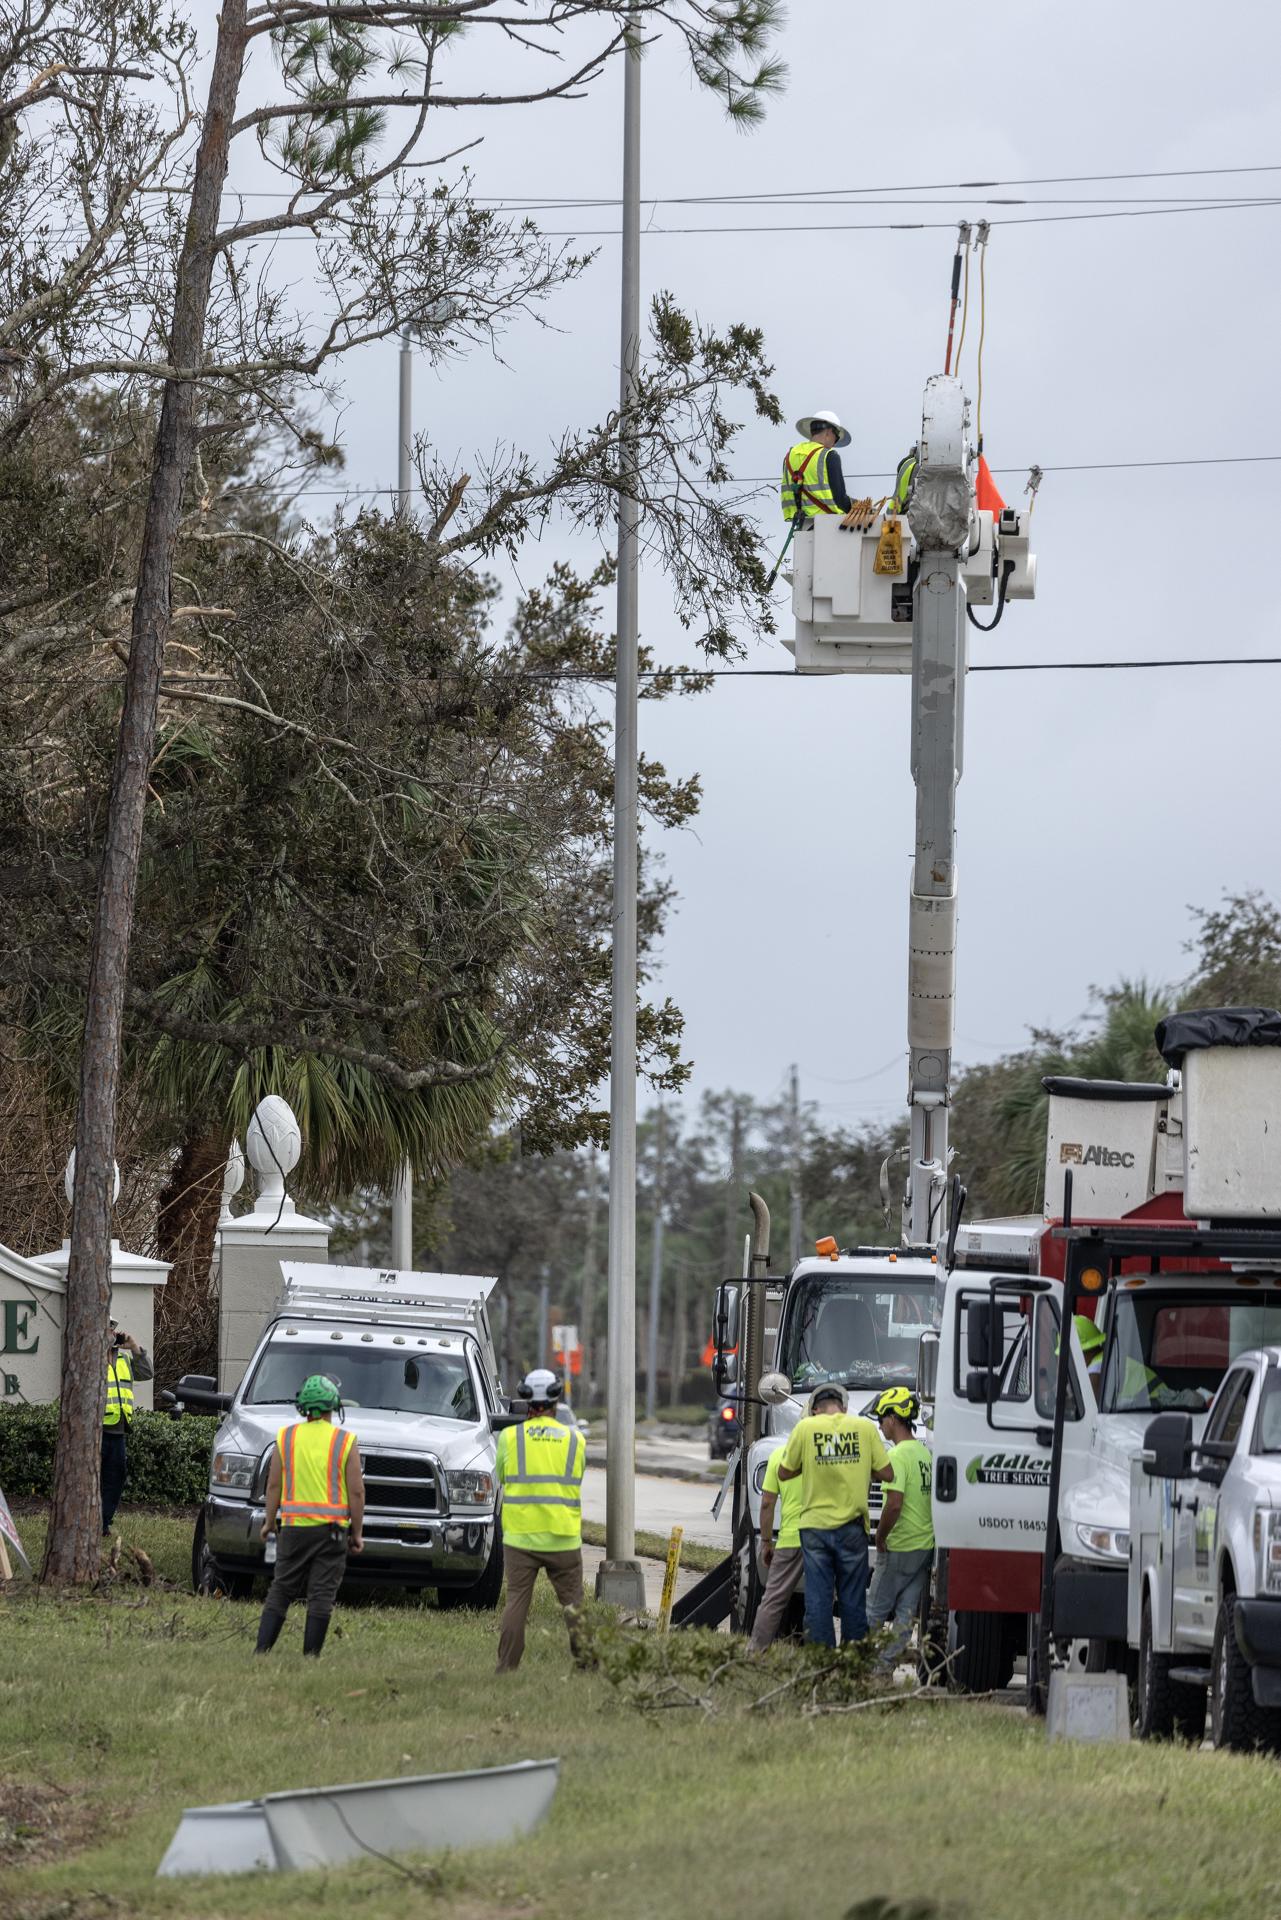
[598, 14, 646, 1608]
[390, 325, 414, 1271]
[645, 1106, 665, 1423]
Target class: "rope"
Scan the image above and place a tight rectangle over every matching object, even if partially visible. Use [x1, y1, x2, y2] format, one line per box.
[956, 225, 975, 378]
[975, 221, 990, 447]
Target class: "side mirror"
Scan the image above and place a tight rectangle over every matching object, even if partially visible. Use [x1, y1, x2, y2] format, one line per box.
[1141, 1411, 1195, 1481]
[714, 1351, 739, 1391]
[710, 1282, 741, 1394]
[916, 1330, 940, 1404]
[967, 1301, 1006, 1371]
[172, 1373, 233, 1414]
[758, 1371, 791, 1407]
[966, 1370, 996, 1406]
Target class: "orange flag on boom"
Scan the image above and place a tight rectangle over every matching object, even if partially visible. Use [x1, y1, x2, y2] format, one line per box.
[975, 454, 1006, 516]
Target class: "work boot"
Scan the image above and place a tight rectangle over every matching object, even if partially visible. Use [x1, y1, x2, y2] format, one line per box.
[302, 1613, 330, 1657]
[255, 1607, 286, 1653]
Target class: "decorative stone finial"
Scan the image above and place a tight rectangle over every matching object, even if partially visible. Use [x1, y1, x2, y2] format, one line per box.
[64, 1149, 120, 1210]
[245, 1096, 302, 1205]
[219, 1139, 245, 1224]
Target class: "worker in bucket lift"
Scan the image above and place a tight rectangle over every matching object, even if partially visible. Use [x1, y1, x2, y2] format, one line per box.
[494, 1368, 586, 1673]
[256, 1374, 365, 1658]
[782, 411, 876, 530]
[868, 1387, 934, 1669]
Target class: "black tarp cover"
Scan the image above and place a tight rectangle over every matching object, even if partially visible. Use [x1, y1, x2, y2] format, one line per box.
[1155, 1007, 1281, 1066]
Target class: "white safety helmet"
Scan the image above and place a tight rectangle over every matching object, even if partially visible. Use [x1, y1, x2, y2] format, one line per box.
[518, 1367, 562, 1406]
[795, 409, 851, 449]
[806, 1381, 848, 1416]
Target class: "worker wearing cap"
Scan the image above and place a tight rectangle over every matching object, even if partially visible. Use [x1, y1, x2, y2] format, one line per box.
[256, 1374, 365, 1658]
[781, 412, 858, 526]
[494, 1368, 585, 1673]
[102, 1314, 153, 1535]
[868, 1387, 934, 1668]
[748, 1437, 807, 1653]
[777, 1381, 891, 1647]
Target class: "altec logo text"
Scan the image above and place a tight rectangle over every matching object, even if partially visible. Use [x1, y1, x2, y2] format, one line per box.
[1059, 1143, 1136, 1169]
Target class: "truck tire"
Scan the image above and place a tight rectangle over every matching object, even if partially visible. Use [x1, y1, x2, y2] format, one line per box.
[191, 1513, 253, 1600]
[950, 1610, 1017, 1693]
[1210, 1592, 1275, 1752]
[436, 1518, 504, 1612]
[730, 1514, 762, 1637]
[1135, 1593, 1206, 1742]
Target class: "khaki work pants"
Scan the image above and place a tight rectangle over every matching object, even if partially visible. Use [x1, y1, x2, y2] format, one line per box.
[496, 1544, 584, 1673]
[748, 1544, 805, 1652]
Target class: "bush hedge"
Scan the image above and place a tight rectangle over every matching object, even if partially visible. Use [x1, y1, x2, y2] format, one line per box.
[0, 1403, 220, 1505]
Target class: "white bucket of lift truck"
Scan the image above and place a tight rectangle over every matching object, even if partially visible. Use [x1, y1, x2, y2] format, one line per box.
[1183, 1046, 1281, 1219]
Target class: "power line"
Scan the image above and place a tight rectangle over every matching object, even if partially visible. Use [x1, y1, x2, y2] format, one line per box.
[217, 452, 1281, 501]
[537, 198, 1281, 237]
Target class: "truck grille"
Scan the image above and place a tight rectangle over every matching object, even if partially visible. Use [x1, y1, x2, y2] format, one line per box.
[361, 1452, 441, 1514]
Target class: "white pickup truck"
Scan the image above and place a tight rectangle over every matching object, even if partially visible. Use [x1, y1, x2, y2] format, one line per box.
[177, 1266, 514, 1608]
[1129, 1344, 1281, 1749]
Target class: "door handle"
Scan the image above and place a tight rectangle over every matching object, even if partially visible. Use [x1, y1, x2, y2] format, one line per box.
[936, 1456, 957, 1502]
[1175, 1495, 1199, 1516]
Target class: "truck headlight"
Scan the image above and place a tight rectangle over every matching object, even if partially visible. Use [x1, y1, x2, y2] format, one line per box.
[1253, 1510, 1281, 1594]
[211, 1451, 256, 1493]
[447, 1470, 494, 1508]
[1074, 1524, 1130, 1562]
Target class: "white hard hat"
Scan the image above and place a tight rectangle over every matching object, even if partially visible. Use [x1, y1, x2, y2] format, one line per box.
[518, 1367, 562, 1404]
[795, 409, 851, 449]
[806, 1381, 849, 1415]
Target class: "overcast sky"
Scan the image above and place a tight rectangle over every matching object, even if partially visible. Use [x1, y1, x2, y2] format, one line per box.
[229, 0, 1281, 1139]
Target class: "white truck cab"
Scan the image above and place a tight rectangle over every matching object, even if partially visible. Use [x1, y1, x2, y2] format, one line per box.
[180, 1265, 512, 1608]
[1130, 1344, 1281, 1749]
[708, 1244, 940, 1634]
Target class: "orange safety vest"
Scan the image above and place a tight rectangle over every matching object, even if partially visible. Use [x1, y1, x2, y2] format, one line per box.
[277, 1419, 354, 1527]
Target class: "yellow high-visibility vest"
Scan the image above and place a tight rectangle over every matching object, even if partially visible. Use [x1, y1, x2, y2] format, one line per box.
[277, 1419, 354, 1527]
[103, 1351, 134, 1429]
[496, 1419, 584, 1546]
[781, 440, 841, 522]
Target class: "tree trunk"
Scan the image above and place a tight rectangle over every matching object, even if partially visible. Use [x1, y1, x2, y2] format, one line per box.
[155, 1127, 228, 1386]
[42, 5, 249, 1585]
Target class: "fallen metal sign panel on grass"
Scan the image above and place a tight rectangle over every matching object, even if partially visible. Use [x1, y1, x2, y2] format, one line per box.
[156, 1757, 560, 1877]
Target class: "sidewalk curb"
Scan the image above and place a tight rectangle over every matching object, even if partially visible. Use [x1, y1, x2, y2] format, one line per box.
[584, 1445, 724, 1487]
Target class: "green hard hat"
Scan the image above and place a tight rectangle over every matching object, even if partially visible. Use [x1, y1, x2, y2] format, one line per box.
[296, 1373, 341, 1415]
[1073, 1313, 1105, 1360]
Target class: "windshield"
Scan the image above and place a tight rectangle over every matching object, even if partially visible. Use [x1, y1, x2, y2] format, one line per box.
[779, 1277, 933, 1389]
[1100, 1291, 1281, 1416]
[245, 1341, 478, 1421]
[1255, 1370, 1281, 1453]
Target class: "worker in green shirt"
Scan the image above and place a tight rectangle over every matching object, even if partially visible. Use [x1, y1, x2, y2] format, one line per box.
[777, 1382, 891, 1647]
[748, 1440, 806, 1652]
[867, 1387, 934, 1669]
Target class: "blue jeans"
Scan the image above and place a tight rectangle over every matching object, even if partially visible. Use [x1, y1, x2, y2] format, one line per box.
[866, 1546, 933, 1665]
[800, 1519, 869, 1648]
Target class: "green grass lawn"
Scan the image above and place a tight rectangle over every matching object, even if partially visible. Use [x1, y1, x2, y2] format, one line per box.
[5, 1510, 1281, 1920]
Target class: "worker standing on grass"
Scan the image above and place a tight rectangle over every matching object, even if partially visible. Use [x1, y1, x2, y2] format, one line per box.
[494, 1369, 586, 1674]
[776, 1382, 891, 1648]
[868, 1388, 934, 1669]
[102, 1314, 153, 1535]
[256, 1374, 365, 1658]
[748, 1437, 807, 1653]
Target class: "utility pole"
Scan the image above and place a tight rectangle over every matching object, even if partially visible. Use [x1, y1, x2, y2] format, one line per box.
[537, 1265, 550, 1371]
[580, 1144, 599, 1402]
[788, 1064, 802, 1267]
[599, 11, 646, 1608]
[389, 325, 415, 1272]
[645, 1106, 665, 1423]
[722, 1100, 745, 1279]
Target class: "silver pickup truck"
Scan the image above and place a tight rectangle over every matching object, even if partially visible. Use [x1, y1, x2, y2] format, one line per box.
[1130, 1343, 1281, 1749]
[180, 1267, 512, 1608]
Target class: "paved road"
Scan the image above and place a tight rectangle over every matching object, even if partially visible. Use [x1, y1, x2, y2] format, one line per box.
[581, 1465, 731, 1552]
